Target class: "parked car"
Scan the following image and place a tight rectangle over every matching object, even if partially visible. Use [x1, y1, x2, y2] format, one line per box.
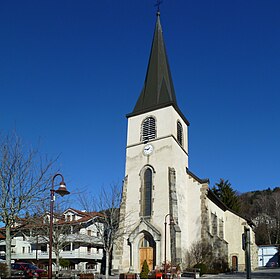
[265, 261, 278, 268]
[0, 261, 25, 279]
[11, 269, 25, 279]
[12, 262, 47, 278]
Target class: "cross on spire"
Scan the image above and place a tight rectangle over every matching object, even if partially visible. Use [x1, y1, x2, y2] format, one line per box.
[154, 0, 163, 14]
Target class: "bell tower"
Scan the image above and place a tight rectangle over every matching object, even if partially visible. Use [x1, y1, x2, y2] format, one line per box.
[113, 12, 190, 273]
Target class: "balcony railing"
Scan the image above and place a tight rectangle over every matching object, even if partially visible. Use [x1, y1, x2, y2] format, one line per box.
[11, 251, 103, 260]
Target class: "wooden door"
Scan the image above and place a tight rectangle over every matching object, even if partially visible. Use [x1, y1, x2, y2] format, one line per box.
[139, 247, 153, 271]
[232, 256, 238, 271]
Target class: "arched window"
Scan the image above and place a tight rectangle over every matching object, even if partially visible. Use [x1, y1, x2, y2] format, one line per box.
[141, 117, 156, 142]
[139, 236, 150, 248]
[177, 121, 183, 146]
[142, 168, 152, 217]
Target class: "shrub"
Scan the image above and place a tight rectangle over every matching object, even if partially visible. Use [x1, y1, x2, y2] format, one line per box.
[59, 258, 70, 268]
[194, 263, 207, 276]
[140, 260, 149, 279]
[0, 263, 8, 278]
[211, 258, 229, 273]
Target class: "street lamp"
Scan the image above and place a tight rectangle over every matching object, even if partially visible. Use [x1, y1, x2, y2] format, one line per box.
[164, 213, 175, 276]
[48, 173, 70, 279]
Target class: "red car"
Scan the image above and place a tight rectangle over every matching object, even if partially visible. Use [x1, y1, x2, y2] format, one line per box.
[11, 262, 47, 278]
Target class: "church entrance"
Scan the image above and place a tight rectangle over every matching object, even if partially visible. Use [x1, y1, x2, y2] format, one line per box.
[139, 233, 156, 271]
[139, 247, 153, 271]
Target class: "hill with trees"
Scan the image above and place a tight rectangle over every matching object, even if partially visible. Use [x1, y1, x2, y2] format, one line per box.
[239, 187, 280, 245]
[212, 179, 280, 245]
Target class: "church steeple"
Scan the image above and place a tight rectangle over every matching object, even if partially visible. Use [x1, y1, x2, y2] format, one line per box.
[131, 12, 177, 114]
[128, 12, 189, 125]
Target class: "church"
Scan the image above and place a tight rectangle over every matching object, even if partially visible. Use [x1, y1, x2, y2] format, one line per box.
[112, 11, 257, 274]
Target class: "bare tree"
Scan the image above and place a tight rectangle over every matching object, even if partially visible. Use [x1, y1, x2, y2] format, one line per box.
[26, 200, 73, 277]
[79, 184, 134, 279]
[184, 240, 214, 268]
[0, 133, 55, 277]
[240, 188, 280, 245]
[184, 240, 228, 273]
[271, 191, 280, 244]
[255, 195, 274, 244]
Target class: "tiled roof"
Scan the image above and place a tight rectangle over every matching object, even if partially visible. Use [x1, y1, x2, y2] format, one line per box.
[59, 208, 103, 225]
[0, 208, 104, 230]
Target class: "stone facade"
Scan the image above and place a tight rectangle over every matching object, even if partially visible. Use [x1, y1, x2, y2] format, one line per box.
[169, 167, 181, 265]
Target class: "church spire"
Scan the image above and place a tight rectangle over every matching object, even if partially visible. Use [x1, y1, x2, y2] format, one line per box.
[130, 12, 177, 116]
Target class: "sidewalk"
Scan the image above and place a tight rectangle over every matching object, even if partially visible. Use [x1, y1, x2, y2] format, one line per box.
[106, 268, 280, 279]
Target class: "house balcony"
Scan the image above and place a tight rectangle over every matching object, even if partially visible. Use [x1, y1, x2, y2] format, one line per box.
[0, 240, 16, 246]
[11, 250, 103, 261]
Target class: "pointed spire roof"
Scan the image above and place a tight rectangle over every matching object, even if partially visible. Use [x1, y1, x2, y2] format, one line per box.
[127, 12, 189, 125]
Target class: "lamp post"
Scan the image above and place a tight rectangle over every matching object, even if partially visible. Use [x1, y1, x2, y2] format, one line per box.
[48, 173, 70, 279]
[244, 226, 251, 279]
[164, 213, 174, 276]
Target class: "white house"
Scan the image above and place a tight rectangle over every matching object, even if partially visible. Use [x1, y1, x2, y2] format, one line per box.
[258, 245, 279, 267]
[0, 208, 104, 274]
[112, 12, 258, 274]
[253, 213, 276, 228]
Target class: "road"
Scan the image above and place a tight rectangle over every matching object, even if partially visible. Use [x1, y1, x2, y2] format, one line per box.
[202, 267, 280, 279]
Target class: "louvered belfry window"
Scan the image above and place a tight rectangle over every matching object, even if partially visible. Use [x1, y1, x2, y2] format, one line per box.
[177, 121, 183, 146]
[142, 117, 156, 142]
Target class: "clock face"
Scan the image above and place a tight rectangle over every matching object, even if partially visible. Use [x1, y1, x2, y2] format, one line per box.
[143, 144, 154, 155]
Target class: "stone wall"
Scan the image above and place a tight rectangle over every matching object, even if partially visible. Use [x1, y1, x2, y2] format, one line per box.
[111, 176, 128, 274]
[169, 167, 182, 265]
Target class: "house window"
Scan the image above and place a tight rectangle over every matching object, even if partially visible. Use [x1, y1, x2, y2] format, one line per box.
[63, 244, 71, 251]
[87, 230, 92, 236]
[22, 247, 25, 254]
[86, 263, 97, 270]
[141, 117, 156, 142]
[142, 168, 153, 217]
[73, 244, 80, 250]
[177, 121, 183, 146]
[87, 246, 91, 254]
[41, 245, 47, 252]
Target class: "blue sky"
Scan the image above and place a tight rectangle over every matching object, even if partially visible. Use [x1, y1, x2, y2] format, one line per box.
[0, 0, 279, 201]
